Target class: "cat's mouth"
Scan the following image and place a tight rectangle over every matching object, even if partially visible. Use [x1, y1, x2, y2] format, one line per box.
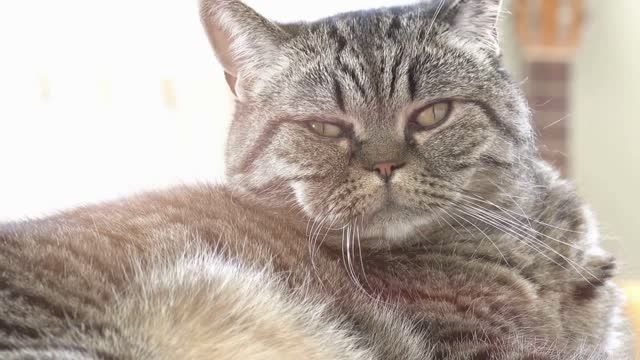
[317, 184, 446, 247]
[299, 178, 449, 247]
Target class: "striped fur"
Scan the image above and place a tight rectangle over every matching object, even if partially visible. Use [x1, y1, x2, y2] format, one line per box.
[0, 182, 629, 358]
[0, 0, 631, 359]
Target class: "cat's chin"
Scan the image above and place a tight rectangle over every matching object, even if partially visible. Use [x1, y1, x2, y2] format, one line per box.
[356, 207, 437, 248]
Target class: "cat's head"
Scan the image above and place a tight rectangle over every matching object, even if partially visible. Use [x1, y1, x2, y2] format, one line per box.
[200, 0, 534, 246]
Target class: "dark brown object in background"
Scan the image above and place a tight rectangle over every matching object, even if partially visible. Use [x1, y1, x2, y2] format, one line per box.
[513, 0, 585, 176]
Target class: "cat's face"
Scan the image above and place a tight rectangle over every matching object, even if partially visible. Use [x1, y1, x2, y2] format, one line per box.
[202, 0, 534, 246]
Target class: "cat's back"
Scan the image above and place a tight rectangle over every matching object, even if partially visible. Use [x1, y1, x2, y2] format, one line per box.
[1, 184, 293, 261]
[0, 185, 238, 338]
[0, 184, 322, 306]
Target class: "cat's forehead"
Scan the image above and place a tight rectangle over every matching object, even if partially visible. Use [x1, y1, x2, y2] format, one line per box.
[274, 17, 474, 123]
[295, 5, 438, 48]
[259, 3, 505, 132]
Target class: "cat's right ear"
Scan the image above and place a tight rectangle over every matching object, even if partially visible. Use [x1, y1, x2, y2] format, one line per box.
[200, 0, 287, 100]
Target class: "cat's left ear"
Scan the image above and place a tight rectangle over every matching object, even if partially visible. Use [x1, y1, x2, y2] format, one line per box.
[199, 0, 288, 100]
[440, 0, 503, 56]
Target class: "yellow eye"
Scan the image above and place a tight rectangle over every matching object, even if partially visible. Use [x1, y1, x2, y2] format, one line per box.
[309, 122, 343, 138]
[415, 102, 451, 129]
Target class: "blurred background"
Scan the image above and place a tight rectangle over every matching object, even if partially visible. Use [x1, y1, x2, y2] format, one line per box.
[0, 0, 638, 346]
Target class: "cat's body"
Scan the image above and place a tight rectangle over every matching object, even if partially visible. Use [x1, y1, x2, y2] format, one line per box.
[0, 0, 630, 358]
[0, 170, 626, 359]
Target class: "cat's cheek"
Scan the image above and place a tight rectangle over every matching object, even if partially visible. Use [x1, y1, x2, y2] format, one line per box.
[327, 139, 353, 172]
[290, 169, 387, 222]
[291, 181, 314, 217]
[411, 131, 430, 147]
[288, 181, 337, 219]
[295, 138, 351, 177]
[327, 139, 353, 170]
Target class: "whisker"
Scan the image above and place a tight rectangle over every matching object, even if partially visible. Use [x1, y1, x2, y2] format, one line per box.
[426, 0, 447, 37]
[311, 214, 329, 258]
[459, 197, 583, 250]
[355, 216, 372, 290]
[342, 220, 379, 301]
[452, 205, 569, 271]
[487, 179, 533, 229]
[316, 216, 337, 258]
[448, 209, 510, 266]
[461, 192, 584, 234]
[308, 215, 330, 289]
[453, 203, 598, 284]
[343, 223, 358, 288]
[436, 206, 469, 239]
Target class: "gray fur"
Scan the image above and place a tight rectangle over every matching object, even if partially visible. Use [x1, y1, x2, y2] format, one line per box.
[0, 0, 630, 359]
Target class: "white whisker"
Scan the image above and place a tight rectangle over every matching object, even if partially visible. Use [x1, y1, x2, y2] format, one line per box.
[453, 203, 598, 284]
[426, 0, 447, 37]
[460, 198, 583, 250]
[448, 209, 510, 266]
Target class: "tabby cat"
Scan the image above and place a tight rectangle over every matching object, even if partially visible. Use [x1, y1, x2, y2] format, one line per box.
[0, 0, 629, 359]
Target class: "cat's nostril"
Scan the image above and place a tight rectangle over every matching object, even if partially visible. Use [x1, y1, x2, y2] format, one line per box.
[372, 161, 404, 182]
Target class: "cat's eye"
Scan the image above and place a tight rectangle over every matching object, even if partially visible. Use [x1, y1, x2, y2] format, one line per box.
[413, 102, 451, 129]
[309, 122, 343, 138]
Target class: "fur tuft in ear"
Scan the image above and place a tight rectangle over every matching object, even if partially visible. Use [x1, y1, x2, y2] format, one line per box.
[199, 0, 288, 99]
[439, 0, 503, 55]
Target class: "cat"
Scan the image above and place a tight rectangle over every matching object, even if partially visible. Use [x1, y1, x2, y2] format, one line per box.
[0, 0, 630, 359]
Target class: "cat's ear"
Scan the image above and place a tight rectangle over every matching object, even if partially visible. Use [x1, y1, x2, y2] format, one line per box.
[200, 0, 287, 99]
[440, 0, 503, 55]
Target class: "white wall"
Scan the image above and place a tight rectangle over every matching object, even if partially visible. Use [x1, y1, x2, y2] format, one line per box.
[0, 0, 415, 221]
[0, 0, 234, 220]
[571, 0, 640, 278]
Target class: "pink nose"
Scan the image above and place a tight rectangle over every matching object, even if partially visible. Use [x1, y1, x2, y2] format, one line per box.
[372, 161, 402, 182]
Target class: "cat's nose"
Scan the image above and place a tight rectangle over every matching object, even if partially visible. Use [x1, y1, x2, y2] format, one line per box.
[371, 161, 404, 182]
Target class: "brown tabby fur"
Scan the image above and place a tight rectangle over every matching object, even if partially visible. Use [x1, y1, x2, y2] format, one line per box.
[0, 181, 628, 359]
